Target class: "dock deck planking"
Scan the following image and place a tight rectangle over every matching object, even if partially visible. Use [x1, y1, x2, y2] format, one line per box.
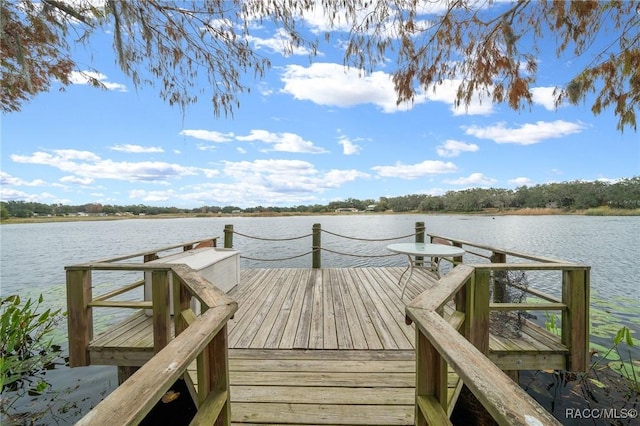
[87, 266, 568, 424]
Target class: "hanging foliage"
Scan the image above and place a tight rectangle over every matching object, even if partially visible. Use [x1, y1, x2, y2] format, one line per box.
[1, 1, 638, 130]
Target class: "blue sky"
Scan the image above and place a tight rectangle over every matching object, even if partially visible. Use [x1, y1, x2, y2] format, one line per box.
[1, 2, 638, 209]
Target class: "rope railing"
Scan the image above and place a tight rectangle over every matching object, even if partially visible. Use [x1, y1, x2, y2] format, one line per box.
[232, 230, 313, 241]
[224, 222, 428, 268]
[320, 228, 418, 242]
[240, 250, 316, 262]
[320, 247, 400, 258]
[231, 229, 415, 243]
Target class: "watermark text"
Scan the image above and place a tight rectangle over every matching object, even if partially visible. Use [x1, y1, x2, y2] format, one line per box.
[565, 408, 638, 420]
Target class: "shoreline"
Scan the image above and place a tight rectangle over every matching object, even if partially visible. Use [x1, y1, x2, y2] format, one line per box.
[2, 206, 639, 224]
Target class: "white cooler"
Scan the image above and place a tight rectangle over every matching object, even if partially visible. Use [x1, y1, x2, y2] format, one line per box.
[144, 247, 240, 315]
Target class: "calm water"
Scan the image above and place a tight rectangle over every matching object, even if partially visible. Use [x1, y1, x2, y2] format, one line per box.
[1, 214, 638, 424]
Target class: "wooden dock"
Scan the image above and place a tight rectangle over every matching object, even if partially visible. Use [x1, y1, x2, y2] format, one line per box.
[68, 228, 588, 425]
[84, 267, 568, 424]
[90, 267, 449, 424]
[224, 267, 455, 424]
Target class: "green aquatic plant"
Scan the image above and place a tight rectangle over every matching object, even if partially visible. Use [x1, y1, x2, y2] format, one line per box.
[543, 311, 561, 336]
[586, 326, 639, 394]
[0, 294, 65, 414]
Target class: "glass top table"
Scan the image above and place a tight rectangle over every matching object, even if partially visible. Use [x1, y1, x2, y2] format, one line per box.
[386, 242, 465, 300]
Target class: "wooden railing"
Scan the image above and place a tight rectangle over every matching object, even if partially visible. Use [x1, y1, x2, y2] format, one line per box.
[406, 234, 590, 425]
[428, 233, 590, 372]
[66, 237, 237, 424]
[66, 237, 218, 365]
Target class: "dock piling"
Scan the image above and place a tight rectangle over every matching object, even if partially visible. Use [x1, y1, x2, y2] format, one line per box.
[312, 223, 321, 268]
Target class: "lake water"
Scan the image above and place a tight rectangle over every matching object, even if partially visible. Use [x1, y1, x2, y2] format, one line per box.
[1, 214, 638, 424]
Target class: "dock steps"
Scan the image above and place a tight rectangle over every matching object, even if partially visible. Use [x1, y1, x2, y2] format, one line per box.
[185, 349, 462, 425]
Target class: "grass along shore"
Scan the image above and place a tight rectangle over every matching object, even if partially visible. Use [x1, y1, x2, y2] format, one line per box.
[1, 206, 639, 225]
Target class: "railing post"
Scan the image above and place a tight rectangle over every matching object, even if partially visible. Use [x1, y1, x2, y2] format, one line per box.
[312, 223, 321, 268]
[172, 271, 193, 337]
[415, 329, 449, 425]
[467, 269, 490, 354]
[415, 221, 425, 266]
[491, 252, 507, 303]
[151, 270, 171, 353]
[66, 268, 93, 367]
[208, 325, 231, 423]
[562, 267, 590, 371]
[224, 224, 233, 248]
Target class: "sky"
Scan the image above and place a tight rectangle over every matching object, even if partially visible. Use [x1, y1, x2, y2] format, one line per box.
[1, 2, 639, 209]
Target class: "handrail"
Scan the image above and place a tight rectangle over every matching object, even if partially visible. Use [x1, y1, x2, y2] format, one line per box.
[66, 237, 229, 366]
[87, 237, 219, 264]
[75, 302, 236, 425]
[91, 279, 145, 302]
[428, 233, 569, 264]
[171, 264, 236, 309]
[408, 307, 561, 425]
[69, 239, 238, 425]
[406, 257, 589, 425]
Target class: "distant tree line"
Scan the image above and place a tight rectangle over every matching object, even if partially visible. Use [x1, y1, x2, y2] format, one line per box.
[1, 178, 638, 220]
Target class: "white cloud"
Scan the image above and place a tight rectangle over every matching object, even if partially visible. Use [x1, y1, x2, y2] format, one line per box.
[0, 188, 56, 202]
[11, 150, 200, 182]
[436, 140, 479, 157]
[324, 169, 370, 187]
[122, 159, 370, 207]
[531, 86, 559, 110]
[69, 71, 127, 92]
[201, 168, 220, 178]
[372, 160, 457, 179]
[338, 136, 362, 155]
[509, 177, 535, 186]
[129, 189, 175, 202]
[221, 159, 368, 193]
[110, 144, 164, 153]
[60, 175, 94, 185]
[180, 129, 235, 143]
[292, 2, 444, 35]
[281, 63, 494, 115]
[197, 144, 218, 152]
[222, 159, 317, 179]
[247, 28, 317, 56]
[464, 120, 586, 145]
[236, 130, 328, 153]
[281, 63, 422, 113]
[256, 82, 273, 97]
[424, 79, 494, 116]
[0, 171, 47, 187]
[445, 172, 496, 186]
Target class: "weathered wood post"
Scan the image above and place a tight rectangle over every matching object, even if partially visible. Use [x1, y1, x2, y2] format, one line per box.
[562, 267, 590, 371]
[207, 325, 231, 423]
[491, 252, 507, 303]
[415, 328, 449, 425]
[66, 268, 93, 367]
[415, 221, 425, 266]
[467, 269, 490, 355]
[172, 271, 193, 337]
[151, 270, 171, 353]
[224, 224, 233, 248]
[312, 223, 321, 268]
